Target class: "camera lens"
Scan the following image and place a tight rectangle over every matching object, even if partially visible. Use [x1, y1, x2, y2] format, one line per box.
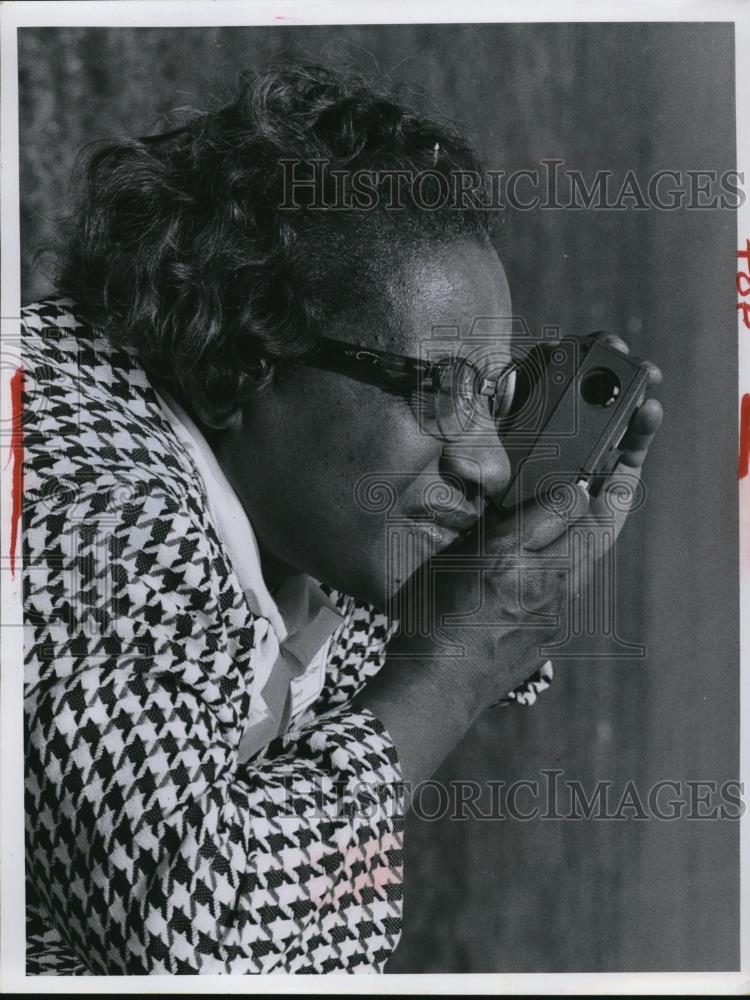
[579, 367, 621, 407]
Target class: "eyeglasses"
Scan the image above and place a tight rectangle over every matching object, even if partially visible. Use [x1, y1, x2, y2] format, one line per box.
[298, 337, 518, 442]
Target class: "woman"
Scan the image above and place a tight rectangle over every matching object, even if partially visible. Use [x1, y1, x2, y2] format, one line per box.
[22, 63, 662, 974]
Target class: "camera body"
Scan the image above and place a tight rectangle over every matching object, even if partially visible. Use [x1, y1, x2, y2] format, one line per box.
[497, 336, 650, 509]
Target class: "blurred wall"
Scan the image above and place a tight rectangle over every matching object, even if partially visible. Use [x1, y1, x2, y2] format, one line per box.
[18, 23, 739, 972]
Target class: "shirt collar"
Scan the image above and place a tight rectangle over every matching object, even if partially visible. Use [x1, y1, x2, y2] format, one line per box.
[152, 385, 292, 640]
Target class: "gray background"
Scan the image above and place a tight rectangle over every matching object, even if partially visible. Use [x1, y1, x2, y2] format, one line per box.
[18, 23, 739, 972]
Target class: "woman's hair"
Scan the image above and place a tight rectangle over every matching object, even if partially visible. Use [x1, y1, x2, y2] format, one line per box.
[57, 62, 491, 419]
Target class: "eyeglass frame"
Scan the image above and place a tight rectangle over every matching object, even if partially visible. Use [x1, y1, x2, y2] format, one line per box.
[294, 337, 518, 441]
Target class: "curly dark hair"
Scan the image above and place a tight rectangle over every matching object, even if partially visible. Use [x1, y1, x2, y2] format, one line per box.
[57, 62, 492, 420]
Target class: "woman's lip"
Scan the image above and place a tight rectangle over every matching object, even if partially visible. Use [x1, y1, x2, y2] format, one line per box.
[403, 515, 481, 558]
[410, 520, 461, 549]
[432, 514, 480, 534]
[412, 504, 484, 535]
[431, 500, 485, 533]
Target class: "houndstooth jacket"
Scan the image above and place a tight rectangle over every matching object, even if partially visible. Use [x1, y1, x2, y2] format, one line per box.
[22, 296, 552, 976]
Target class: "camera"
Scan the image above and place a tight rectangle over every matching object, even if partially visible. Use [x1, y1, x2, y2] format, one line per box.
[496, 335, 651, 509]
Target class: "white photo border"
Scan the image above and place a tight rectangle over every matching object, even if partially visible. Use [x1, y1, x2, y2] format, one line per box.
[1, 1, 747, 993]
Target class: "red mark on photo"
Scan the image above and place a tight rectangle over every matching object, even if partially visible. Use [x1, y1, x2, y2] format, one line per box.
[738, 239, 750, 329]
[8, 366, 24, 575]
[739, 393, 750, 479]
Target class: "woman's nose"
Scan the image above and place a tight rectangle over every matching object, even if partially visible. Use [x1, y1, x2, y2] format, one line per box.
[440, 439, 512, 504]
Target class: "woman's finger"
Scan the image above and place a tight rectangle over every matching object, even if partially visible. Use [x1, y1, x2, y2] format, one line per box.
[588, 330, 630, 354]
[520, 483, 591, 551]
[482, 483, 590, 557]
[617, 397, 664, 469]
[641, 360, 663, 386]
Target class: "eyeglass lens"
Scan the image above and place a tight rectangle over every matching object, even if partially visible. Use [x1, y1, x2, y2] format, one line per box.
[431, 359, 518, 440]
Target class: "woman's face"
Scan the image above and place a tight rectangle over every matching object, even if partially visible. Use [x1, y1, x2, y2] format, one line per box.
[216, 237, 515, 609]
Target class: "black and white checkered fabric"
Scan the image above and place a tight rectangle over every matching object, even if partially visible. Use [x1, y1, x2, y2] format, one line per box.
[22, 296, 552, 976]
[22, 298, 406, 975]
